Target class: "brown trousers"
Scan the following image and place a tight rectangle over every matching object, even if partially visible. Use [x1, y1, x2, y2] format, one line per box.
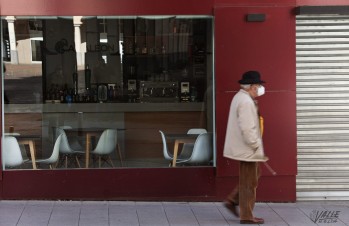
[227, 161, 260, 220]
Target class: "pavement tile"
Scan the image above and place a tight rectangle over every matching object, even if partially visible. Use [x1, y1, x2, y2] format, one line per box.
[285, 202, 347, 226]
[17, 201, 54, 226]
[163, 202, 199, 226]
[322, 205, 349, 226]
[190, 203, 229, 226]
[79, 201, 109, 226]
[109, 202, 139, 226]
[48, 202, 81, 226]
[254, 203, 288, 226]
[268, 203, 317, 226]
[216, 202, 240, 225]
[136, 202, 169, 226]
[0, 201, 26, 226]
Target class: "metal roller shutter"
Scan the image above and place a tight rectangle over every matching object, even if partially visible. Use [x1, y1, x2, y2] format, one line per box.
[296, 15, 349, 201]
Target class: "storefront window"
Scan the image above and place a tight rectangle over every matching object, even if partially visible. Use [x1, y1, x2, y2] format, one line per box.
[1, 16, 214, 170]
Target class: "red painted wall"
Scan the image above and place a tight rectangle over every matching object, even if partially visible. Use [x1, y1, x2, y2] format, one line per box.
[214, 5, 297, 201]
[0, 0, 213, 16]
[0, 0, 297, 202]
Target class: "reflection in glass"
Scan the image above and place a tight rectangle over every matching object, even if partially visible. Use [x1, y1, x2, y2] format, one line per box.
[1, 16, 214, 170]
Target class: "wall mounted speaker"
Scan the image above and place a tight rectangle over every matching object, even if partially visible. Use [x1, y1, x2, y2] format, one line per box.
[246, 14, 266, 22]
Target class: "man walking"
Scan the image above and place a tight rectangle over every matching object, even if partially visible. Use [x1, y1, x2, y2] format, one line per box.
[223, 71, 269, 224]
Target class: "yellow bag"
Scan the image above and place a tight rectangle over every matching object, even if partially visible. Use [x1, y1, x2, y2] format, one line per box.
[259, 116, 264, 136]
[259, 115, 277, 175]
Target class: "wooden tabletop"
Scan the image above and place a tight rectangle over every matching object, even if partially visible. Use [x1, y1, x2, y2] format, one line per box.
[166, 133, 199, 140]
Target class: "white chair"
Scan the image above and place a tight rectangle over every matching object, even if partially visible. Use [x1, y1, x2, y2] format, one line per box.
[53, 126, 83, 150]
[187, 128, 208, 134]
[2, 136, 25, 169]
[28, 134, 63, 169]
[179, 128, 208, 159]
[90, 129, 123, 168]
[159, 130, 173, 163]
[159, 130, 186, 166]
[177, 132, 213, 166]
[55, 127, 85, 168]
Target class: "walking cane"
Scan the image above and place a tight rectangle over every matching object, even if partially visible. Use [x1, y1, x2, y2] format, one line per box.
[260, 116, 277, 176]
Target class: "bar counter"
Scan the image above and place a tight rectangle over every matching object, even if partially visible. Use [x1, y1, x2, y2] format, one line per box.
[4, 102, 204, 113]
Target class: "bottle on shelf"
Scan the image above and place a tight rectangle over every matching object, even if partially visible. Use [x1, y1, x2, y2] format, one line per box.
[59, 86, 64, 103]
[72, 64, 78, 95]
[85, 64, 91, 90]
[108, 85, 114, 101]
[113, 84, 119, 101]
[65, 89, 73, 104]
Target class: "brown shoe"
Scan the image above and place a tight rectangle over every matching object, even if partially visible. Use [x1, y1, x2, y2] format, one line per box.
[240, 217, 264, 224]
[224, 201, 239, 217]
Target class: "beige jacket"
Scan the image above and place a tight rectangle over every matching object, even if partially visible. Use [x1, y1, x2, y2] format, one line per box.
[223, 89, 268, 162]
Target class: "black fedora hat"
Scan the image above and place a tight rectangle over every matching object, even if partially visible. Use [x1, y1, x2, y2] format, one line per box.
[238, 71, 265, 84]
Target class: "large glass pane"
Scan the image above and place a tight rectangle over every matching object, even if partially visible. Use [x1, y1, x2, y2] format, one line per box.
[1, 16, 214, 170]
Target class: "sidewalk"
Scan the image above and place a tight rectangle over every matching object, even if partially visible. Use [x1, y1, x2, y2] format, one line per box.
[0, 200, 348, 226]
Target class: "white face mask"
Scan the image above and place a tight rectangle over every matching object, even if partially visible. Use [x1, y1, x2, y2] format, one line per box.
[257, 85, 265, 96]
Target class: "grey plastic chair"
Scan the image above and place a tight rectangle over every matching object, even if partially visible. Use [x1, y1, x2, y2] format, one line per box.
[177, 132, 213, 166]
[159, 130, 186, 166]
[179, 128, 208, 159]
[56, 127, 85, 168]
[90, 129, 122, 167]
[28, 134, 63, 169]
[159, 130, 173, 162]
[2, 136, 25, 169]
[187, 128, 208, 134]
